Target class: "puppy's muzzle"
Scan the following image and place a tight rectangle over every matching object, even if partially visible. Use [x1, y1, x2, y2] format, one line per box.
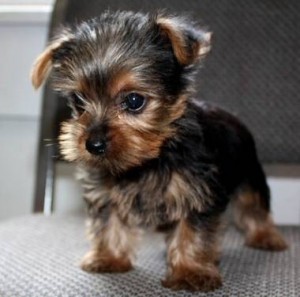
[86, 137, 106, 155]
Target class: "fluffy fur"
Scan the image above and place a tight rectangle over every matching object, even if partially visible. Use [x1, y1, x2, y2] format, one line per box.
[32, 11, 287, 292]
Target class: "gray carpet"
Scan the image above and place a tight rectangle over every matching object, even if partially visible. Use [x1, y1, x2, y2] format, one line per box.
[0, 214, 299, 296]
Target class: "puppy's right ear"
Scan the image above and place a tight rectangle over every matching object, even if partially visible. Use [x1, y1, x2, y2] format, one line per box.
[156, 15, 212, 67]
[31, 31, 72, 89]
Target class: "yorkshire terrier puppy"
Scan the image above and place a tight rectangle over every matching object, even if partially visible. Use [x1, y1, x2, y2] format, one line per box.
[32, 11, 287, 292]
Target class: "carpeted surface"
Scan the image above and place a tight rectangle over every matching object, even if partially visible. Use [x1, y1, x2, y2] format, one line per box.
[0, 214, 299, 296]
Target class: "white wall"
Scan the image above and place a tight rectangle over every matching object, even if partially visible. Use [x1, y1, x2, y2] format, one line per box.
[270, 177, 300, 224]
[266, 166, 300, 225]
[0, 1, 53, 4]
[0, 118, 39, 219]
[0, 3, 50, 220]
[0, 3, 299, 224]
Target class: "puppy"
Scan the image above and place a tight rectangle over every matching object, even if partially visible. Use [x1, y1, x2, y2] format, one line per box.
[31, 11, 287, 292]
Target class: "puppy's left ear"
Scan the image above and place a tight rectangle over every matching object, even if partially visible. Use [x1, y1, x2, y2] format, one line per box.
[156, 15, 212, 66]
[31, 30, 73, 89]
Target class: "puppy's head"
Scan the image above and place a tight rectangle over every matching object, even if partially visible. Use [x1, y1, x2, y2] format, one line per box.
[32, 11, 211, 174]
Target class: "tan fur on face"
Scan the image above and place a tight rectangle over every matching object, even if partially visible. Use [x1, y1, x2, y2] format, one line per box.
[108, 71, 137, 98]
[59, 88, 188, 174]
[106, 94, 187, 172]
[59, 120, 82, 162]
[59, 110, 93, 163]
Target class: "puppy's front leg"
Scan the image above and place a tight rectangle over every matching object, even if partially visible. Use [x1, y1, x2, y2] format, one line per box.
[162, 216, 222, 292]
[81, 211, 138, 273]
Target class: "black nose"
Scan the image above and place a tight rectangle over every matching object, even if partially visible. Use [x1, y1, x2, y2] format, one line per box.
[85, 138, 106, 155]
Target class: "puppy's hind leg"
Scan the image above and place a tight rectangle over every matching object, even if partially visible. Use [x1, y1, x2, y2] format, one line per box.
[232, 162, 287, 251]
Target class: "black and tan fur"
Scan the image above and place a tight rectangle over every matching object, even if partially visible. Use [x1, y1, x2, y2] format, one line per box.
[32, 11, 287, 292]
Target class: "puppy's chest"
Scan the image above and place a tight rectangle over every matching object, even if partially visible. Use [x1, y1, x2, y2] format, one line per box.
[110, 170, 204, 227]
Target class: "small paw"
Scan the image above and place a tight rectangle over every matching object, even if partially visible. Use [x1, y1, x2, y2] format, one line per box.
[246, 228, 288, 251]
[162, 266, 222, 292]
[80, 250, 133, 273]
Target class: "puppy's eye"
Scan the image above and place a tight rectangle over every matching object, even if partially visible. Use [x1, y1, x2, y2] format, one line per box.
[121, 93, 145, 112]
[70, 93, 85, 115]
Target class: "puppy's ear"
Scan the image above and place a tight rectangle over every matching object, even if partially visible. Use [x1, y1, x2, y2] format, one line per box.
[31, 31, 72, 89]
[156, 15, 212, 66]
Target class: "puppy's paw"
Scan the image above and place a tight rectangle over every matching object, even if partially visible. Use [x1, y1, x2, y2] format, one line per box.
[246, 228, 288, 251]
[162, 266, 222, 292]
[80, 250, 133, 273]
